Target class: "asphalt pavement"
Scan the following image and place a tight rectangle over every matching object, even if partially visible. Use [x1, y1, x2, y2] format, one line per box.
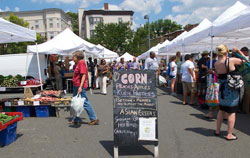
[1, 86, 250, 158]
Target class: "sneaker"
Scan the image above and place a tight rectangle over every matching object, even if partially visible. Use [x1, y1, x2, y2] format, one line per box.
[88, 119, 99, 125]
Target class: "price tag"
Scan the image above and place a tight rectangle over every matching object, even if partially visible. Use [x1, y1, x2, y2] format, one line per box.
[4, 102, 11, 107]
[18, 101, 24, 106]
[0, 87, 6, 92]
[33, 101, 40, 106]
[21, 81, 27, 86]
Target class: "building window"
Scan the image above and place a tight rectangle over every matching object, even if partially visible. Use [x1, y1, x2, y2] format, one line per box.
[57, 18, 60, 28]
[35, 20, 39, 29]
[89, 17, 103, 25]
[50, 32, 54, 39]
[90, 30, 95, 38]
[49, 18, 53, 28]
[118, 18, 123, 23]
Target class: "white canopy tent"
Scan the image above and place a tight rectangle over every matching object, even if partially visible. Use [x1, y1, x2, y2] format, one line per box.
[27, 28, 102, 55]
[0, 18, 36, 43]
[95, 44, 119, 59]
[0, 18, 42, 89]
[159, 1, 250, 55]
[138, 43, 162, 60]
[117, 52, 135, 62]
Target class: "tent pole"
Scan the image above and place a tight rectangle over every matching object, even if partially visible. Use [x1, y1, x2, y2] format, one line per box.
[182, 45, 184, 63]
[36, 43, 43, 91]
[25, 52, 29, 80]
[84, 51, 92, 95]
[209, 36, 214, 85]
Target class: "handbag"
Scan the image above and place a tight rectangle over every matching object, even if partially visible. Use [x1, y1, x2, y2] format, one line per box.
[205, 74, 219, 107]
[226, 58, 244, 90]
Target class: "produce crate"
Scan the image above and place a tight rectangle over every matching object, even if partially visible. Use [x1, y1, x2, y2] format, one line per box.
[16, 106, 31, 117]
[2, 106, 15, 112]
[35, 106, 50, 117]
[0, 122, 17, 147]
[0, 112, 23, 132]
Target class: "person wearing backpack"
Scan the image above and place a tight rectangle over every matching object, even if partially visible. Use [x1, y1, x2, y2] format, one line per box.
[214, 45, 246, 141]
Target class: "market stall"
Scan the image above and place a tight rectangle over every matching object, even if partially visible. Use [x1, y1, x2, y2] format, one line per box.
[117, 52, 134, 62]
[0, 90, 71, 118]
[0, 17, 37, 146]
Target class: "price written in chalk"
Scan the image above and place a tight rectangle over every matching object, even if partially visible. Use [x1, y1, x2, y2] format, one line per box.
[33, 101, 40, 106]
[18, 101, 24, 106]
[20, 81, 27, 86]
[0, 87, 6, 91]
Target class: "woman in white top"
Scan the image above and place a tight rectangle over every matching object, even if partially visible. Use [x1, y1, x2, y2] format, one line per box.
[169, 56, 177, 95]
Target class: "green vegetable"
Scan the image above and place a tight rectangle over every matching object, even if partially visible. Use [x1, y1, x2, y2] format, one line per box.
[0, 113, 18, 125]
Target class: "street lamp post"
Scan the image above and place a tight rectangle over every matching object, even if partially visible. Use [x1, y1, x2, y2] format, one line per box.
[144, 15, 150, 49]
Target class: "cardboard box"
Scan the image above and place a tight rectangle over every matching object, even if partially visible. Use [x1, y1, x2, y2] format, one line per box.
[64, 72, 74, 78]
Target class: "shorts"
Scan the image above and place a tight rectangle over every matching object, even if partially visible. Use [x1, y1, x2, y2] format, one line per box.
[182, 81, 197, 94]
[219, 105, 238, 114]
[169, 75, 176, 79]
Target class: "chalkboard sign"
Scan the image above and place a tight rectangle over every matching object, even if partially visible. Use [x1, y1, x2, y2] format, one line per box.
[113, 70, 158, 148]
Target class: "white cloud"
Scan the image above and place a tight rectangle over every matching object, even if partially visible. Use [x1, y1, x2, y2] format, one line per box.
[120, 0, 164, 15]
[132, 20, 139, 30]
[0, 6, 10, 12]
[167, 0, 250, 25]
[46, 0, 76, 3]
[102, 4, 122, 10]
[80, 0, 101, 8]
[167, 6, 226, 25]
[14, 7, 20, 12]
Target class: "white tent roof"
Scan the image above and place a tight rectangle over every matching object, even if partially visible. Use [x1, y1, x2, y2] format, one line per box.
[158, 1, 250, 54]
[159, 31, 188, 54]
[95, 44, 119, 59]
[0, 18, 36, 43]
[212, 1, 249, 36]
[27, 28, 102, 54]
[117, 52, 135, 62]
[138, 43, 163, 60]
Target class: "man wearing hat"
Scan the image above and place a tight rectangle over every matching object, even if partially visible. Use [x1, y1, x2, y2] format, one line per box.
[197, 51, 209, 101]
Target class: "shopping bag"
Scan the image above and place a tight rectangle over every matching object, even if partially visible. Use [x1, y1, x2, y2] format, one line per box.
[159, 75, 167, 86]
[205, 82, 219, 107]
[71, 94, 85, 117]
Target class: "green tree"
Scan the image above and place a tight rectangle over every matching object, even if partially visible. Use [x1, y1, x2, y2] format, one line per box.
[0, 13, 45, 54]
[130, 19, 182, 56]
[66, 12, 79, 35]
[88, 22, 133, 55]
[130, 27, 148, 56]
[150, 19, 182, 38]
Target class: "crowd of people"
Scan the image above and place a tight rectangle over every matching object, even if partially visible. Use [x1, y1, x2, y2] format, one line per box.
[66, 45, 249, 140]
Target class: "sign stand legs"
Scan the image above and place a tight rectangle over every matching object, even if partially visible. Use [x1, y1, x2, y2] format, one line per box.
[154, 144, 159, 157]
[114, 146, 119, 158]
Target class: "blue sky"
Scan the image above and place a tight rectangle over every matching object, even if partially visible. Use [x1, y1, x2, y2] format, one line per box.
[1, 0, 249, 29]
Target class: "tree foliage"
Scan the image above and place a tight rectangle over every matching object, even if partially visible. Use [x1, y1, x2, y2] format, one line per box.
[0, 13, 46, 54]
[150, 19, 182, 38]
[88, 22, 133, 56]
[66, 12, 79, 35]
[87, 19, 182, 56]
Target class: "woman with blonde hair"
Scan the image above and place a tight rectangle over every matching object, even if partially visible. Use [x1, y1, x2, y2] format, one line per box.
[214, 44, 246, 140]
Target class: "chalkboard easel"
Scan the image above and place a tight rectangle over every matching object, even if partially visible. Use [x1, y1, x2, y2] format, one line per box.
[113, 70, 159, 158]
